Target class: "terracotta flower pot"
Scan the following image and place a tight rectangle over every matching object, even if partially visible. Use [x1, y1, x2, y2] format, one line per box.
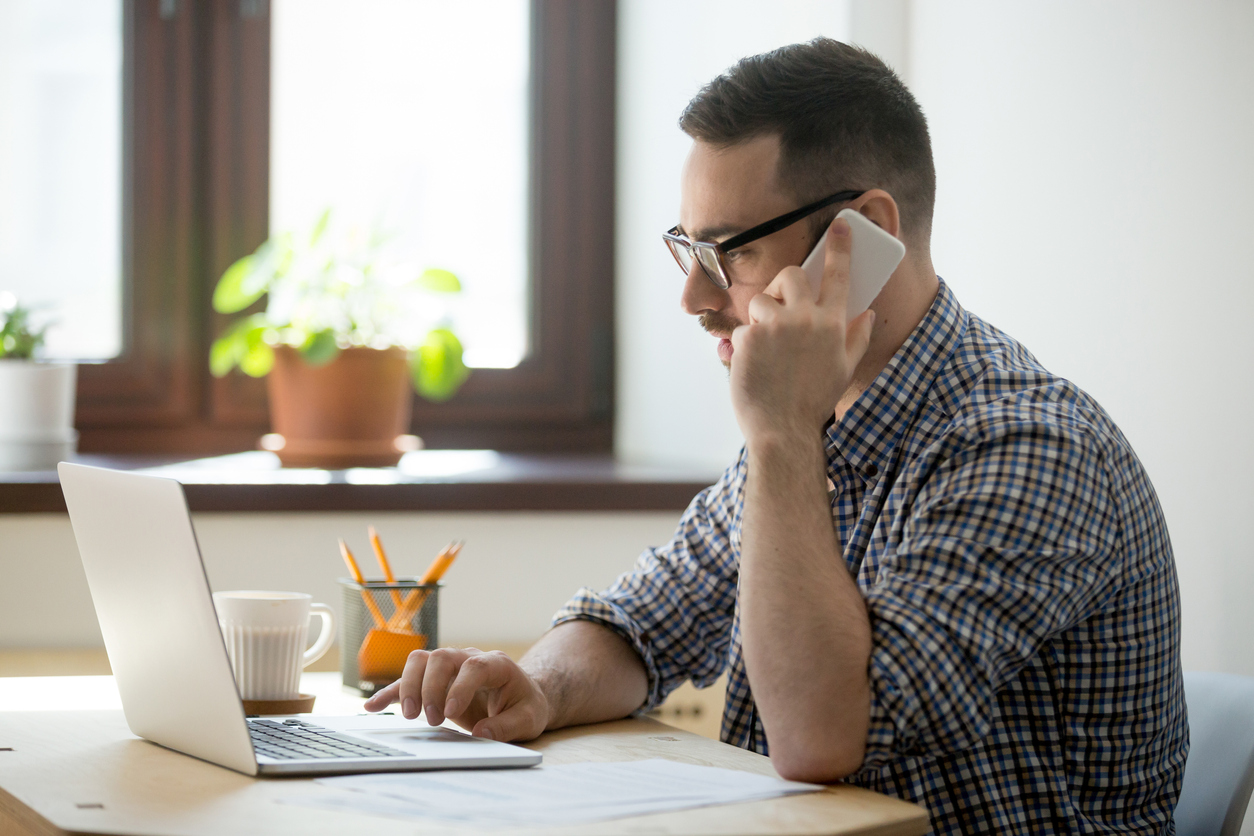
[266, 345, 413, 469]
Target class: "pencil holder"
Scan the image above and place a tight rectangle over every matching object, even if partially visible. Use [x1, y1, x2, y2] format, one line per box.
[338, 578, 439, 696]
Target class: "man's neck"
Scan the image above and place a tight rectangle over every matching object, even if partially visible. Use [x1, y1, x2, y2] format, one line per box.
[833, 258, 939, 422]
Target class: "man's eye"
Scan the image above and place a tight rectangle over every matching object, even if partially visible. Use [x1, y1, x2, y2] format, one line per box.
[724, 249, 745, 262]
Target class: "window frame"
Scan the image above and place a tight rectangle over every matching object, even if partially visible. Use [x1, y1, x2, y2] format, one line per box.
[76, 0, 616, 455]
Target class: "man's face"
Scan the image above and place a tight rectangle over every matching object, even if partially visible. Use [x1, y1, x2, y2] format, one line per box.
[677, 134, 817, 367]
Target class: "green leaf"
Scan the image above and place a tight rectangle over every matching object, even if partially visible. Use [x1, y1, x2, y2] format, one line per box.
[209, 333, 243, 376]
[411, 328, 470, 401]
[416, 268, 461, 293]
[213, 254, 266, 313]
[0, 302, 45, 360]
[271, 233, 296, 278]
[239, 326, 275, 377]
[309, 208, 332, 246]
[208, 313, 269, 376]
[299, 329, 339, 366]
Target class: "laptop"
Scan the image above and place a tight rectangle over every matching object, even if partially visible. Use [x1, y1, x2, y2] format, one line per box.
[57, 462, 542, 776]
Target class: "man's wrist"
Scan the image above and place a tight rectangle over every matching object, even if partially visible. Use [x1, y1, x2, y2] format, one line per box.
[745, 429, 827, 473]
[517, 656, 563, 730]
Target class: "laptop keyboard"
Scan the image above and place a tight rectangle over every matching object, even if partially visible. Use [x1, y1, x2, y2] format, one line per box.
[248, 718, 411, 760]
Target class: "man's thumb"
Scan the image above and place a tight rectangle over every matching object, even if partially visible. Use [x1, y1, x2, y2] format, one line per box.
[471, 702, 543, 744]
[848, 308, 876, 361]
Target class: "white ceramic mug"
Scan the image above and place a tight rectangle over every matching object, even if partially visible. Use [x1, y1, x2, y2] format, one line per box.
[212, 591, 334, 700]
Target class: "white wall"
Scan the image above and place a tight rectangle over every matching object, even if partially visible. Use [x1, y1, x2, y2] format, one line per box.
[613, 0, 853, 472]
[905, 0, 1254, 676]
[0, 511, 680, 649]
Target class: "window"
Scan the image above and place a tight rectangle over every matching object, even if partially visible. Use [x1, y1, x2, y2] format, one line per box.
[270, 1, 530, 369]
[73, 0, 615, 455]
[0, 0, 123, 360]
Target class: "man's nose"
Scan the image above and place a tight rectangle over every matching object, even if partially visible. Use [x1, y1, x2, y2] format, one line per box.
[680, 260, 728, 316]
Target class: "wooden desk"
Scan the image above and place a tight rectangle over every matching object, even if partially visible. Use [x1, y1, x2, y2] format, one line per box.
[0, 674, 928, 836]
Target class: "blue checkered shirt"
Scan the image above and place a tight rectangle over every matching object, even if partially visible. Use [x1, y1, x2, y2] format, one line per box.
[555, 280, 1188, 834]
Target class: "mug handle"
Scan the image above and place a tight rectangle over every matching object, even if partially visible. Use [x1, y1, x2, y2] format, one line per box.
[303, 603, 335, 668]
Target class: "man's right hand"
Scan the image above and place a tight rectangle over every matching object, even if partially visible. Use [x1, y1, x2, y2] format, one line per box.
[362, 647, 551, 742]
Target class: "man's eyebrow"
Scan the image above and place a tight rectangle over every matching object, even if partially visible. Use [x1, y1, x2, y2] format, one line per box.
[677, 223, 742, 243]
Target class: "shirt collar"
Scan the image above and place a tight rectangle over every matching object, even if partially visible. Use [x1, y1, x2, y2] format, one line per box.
[825, 278, 966, 477]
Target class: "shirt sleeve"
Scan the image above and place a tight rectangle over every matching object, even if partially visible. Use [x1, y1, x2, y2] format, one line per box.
[859, 407, 1123, 768]
[551, 451, 745, 712]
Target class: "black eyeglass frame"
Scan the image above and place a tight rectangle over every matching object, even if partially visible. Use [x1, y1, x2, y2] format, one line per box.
[663, 189, 866, 289]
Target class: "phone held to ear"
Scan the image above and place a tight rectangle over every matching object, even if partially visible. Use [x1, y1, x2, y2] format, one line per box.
[800, 207, 906, 323]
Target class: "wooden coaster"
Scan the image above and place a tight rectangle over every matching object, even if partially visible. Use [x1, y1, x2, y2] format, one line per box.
[241, 694, 316, 715]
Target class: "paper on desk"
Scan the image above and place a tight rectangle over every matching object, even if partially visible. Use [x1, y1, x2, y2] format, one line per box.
[280, 758, 823, 827]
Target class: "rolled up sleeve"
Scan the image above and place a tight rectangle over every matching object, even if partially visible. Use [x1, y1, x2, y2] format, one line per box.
[552, 453, 745, 712]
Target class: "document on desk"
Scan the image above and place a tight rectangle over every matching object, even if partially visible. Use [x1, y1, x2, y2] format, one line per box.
[280, 758, 823, 827]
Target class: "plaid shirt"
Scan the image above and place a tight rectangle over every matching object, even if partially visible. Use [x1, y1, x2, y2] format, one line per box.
[554, 279, 1188, 834]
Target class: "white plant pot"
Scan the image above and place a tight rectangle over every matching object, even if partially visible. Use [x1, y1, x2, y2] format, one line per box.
[0, 361, 78, 471]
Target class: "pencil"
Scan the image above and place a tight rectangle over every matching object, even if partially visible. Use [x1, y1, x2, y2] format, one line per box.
[339, 538, 387, 629]
[387, 541, 462, 630]
[368, 525, 405, 611]
[420, 540, 462, 585]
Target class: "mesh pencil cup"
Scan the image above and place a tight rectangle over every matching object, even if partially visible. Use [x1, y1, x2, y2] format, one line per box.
[338, 578, 439, 696]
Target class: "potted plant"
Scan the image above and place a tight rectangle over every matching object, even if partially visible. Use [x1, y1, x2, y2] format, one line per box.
[209, 211, 470, 468]
[0, 293, 77, 471]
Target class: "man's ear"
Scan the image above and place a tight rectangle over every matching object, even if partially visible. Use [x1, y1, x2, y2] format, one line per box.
[852, 190, 901, 239]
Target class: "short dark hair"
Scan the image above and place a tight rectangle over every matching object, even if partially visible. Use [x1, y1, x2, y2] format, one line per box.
[679, 38, 935, 246]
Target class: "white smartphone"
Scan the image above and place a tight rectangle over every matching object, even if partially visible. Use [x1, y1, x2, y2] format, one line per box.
[800, 207, 906, 322]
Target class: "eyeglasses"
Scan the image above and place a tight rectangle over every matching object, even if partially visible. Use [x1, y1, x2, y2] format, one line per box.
[663, 189, 865, 289]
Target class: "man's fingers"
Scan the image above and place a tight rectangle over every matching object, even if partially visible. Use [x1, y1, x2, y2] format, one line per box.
[847, 308, 876, 364]
[396, 649, 433, 719]
[363, 679, 401, 712]
[420, 648, 468, 725]
[763, 265, 812, 305]
[471, 700, 547, 743]
[443, 652, 514, 721]
[818, 216, 852, 309]
[747, 291, 782, 324]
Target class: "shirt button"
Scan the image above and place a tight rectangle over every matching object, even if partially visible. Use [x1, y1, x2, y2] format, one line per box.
[862, 462, 878, 477]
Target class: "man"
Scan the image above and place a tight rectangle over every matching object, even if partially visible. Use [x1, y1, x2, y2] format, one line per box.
[366, 39, 1188, 834]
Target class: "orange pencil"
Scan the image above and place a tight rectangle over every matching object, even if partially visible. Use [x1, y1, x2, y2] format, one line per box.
[387, 541, 462, 630]
[420, 540, 462, 585]
[339, 538, 387, 629]
[368, 525, 404, 611]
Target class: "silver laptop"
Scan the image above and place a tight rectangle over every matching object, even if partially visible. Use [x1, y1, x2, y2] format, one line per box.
[58, 462, 542, 776]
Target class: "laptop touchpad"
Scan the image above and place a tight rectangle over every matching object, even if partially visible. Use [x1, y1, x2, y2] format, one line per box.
[352, 727, 506, 753]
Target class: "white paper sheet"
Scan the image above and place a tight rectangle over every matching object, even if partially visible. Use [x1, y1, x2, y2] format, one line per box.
[280, 758, 823, 827]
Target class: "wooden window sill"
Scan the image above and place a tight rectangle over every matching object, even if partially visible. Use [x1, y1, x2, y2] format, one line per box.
[0, 451, 717, 514]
